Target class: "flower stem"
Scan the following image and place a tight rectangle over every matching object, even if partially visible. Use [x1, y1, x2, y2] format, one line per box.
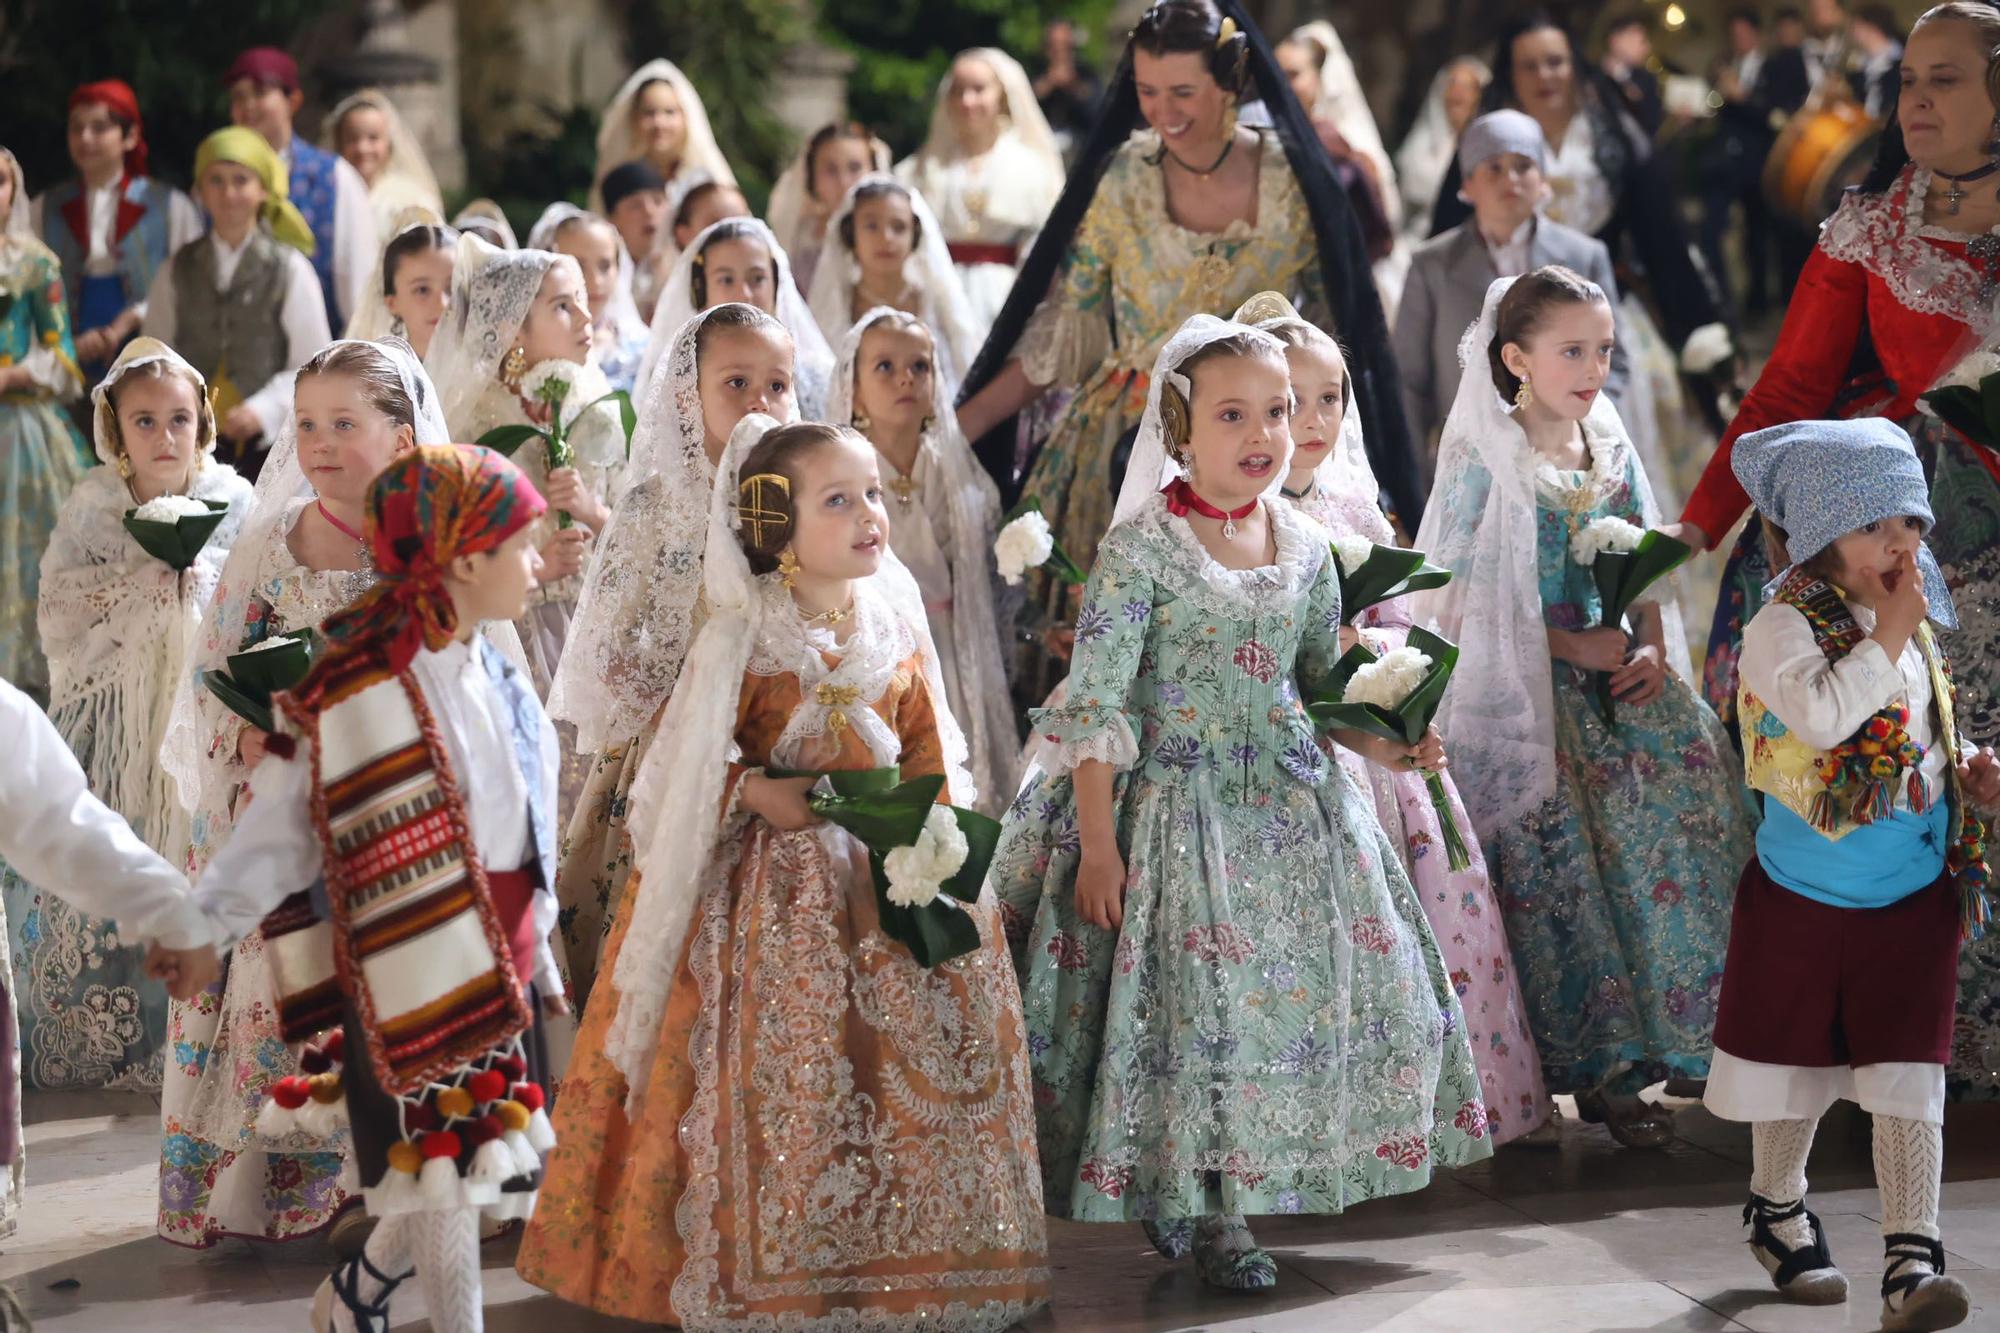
[1425, 770, 1473, 872]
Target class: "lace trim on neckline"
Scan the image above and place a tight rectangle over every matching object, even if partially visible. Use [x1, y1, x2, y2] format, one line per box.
[1818, 167, 2000, 330]
[1532, 419, 1622, 504]
[1133, 492, 1326, 615]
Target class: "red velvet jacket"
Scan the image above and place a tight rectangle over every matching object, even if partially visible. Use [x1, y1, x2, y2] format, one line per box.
[1683, 166, 2000, 544]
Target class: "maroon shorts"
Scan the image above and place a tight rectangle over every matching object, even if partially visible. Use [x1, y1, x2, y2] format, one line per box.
[1711, 857, 1960, 1068]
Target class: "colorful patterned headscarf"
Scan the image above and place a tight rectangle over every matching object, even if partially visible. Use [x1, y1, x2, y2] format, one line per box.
[1733, 417, 1958, 629]
[193, 126, 316, 257]
[70, 80, 148, 178]
[321, 445, 547, 673]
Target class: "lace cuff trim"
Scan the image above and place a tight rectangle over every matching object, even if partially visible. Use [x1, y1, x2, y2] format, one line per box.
[1018, 299, 1110, 388]
[1033, 712, 1139, 774]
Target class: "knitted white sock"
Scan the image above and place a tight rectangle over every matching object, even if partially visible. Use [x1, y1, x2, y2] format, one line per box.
[323, 1215, 412, 1333]
[1875, 1114, 1946, 1317]
[1750, 1117, 1819, 1251]
[408, 1205, 485, 1333]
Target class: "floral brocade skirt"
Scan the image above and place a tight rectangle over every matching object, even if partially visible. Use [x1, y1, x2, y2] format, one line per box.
[0, 397, 88, 698]
[1488, 667, 1754, 1094]
[517, 821, 1049, 1331]
[987, 764, 1492, 1223]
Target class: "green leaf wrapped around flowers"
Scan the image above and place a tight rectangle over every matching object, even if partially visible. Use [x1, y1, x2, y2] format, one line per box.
[1588, 529, 1692, 727]
[772, 767, 1002, 967]
[122, 499, 230, 571]
[202, 628, 322, 733]
[474, 424, 548, 458]
[999, 495, 1087, 586]
[1304, 628, 1472, 870]
[1332, 540, 1452, 626]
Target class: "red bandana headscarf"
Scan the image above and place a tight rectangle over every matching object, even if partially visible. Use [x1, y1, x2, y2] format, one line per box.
[69, 80, 148, 178]
[223, 47, 300, 95]
[321, 445, 547, 674]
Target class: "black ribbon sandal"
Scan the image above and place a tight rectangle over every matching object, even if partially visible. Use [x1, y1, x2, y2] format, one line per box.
[1743, 1193, 1848, 1305]
[1881, 1233, 1970, 1332]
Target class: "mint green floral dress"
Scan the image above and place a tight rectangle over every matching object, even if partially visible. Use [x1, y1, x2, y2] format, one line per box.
[988, 495, 1492, 1223]
[1486, 442, 1755, 1095]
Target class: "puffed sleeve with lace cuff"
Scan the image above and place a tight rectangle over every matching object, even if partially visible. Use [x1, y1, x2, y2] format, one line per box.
[1026, 532, 1150, 773]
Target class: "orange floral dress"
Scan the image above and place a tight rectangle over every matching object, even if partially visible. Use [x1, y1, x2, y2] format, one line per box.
[517, 632, 1049, 1331]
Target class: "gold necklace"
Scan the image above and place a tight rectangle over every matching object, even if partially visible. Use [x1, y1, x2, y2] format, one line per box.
[888, 473, 917, 508]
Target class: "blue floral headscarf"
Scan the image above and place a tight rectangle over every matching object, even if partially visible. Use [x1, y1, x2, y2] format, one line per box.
[1732, 417, 1957, 628]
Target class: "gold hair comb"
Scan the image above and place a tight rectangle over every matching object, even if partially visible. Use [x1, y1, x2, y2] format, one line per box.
[1216, 16, 1238, 47]
[736, 472, 792, 547]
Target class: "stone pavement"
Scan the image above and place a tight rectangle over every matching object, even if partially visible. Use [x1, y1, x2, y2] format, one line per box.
[7, 1088, 1997, 1331]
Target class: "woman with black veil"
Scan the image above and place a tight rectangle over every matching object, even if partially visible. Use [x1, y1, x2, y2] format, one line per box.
[956, 0, 1422, 657]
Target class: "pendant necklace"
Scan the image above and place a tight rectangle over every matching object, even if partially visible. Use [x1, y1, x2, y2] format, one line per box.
[317, 500, 369, 566]
[1935, 161, 2000, 216]
[1163, 132, 1235, 177]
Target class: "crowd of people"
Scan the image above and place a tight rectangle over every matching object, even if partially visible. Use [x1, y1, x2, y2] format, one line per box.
[2, 2, 2000, 1332]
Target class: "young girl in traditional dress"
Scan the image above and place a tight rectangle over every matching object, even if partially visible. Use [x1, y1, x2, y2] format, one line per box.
[343, 211, 455, 356]
[155, 338, 443, 1247]
[527, 204, 650, 395]
[987, 315, 1490, 1290]
[427, 233, 625, 702]
[31, 80, 203, 378]
[519, 414, 1048, 1329]
[767, 122, 891, 294]
[637, 216, 833, 417]
[181, 444, 563, 1333]
[0, 147, 90, 702]
[141, 127, 331, 458]
[322, 88, 445, 244]
[5, 342, 250, 1093]
[590, 59, 736, 212]
[807, 176, 981, 386]
[548, 303, 798, 1005]
[1707, 418, 1998, 1332]
[1415, 267, 1754, 1147]
[831, 307, 1017, 809]
[1238, 291, 1551, 1144]
[896, 49, 1065, 331]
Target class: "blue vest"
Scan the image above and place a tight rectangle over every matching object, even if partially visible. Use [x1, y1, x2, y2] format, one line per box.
[287, 136, 343, 327]
[39, 175, 177, 328]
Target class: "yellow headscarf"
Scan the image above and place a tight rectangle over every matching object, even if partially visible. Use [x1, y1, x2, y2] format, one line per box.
[193, 126, 316, 257]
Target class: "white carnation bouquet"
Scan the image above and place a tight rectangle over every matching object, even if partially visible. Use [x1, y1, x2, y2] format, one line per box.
[1569, 516, 1691, 726]
[994, 496, 1085, 587]
[478, 359, 636, 527]
[123, 492, 229, 571]
[794, 767, 1002, 966]
[1306, 627, 1471, 870]
[1329, 536, 1451, 626]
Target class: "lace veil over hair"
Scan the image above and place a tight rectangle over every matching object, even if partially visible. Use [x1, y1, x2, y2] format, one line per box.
[321, 88, 445, 236]
[898, 47, 1065, 233]
[829, 306, 1020, 807]
[423, 232, 577, 438]
[634, 216, 832, 415]
[590, 59, 736, 211]
[547, 305, 798, 755]
[526, 201, 647, 351]
[1112, 314, 1289, 530]
[343, 204, 449, 342]
[602, 412, 971, 1106]
[766, 131, 894, 267]
[1411, 276, 1688, 835]
[806, 174, 982, 390]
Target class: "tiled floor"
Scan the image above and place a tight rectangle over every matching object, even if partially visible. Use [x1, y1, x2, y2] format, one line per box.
[7, 1088, 1998, 1331]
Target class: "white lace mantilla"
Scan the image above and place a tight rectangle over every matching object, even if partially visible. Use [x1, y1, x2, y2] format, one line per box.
[1818, 167, 2000, 333]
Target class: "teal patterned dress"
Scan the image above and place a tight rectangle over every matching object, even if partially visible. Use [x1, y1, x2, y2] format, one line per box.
[0, 234, 90, 700]
[988, 495, 1492, 1223]
[1488, 447, 1755, 1095]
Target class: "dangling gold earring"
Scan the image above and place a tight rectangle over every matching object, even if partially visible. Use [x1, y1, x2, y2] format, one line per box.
[501, 345, 528, 388]
[1514, 375, 1534, 412]
[115, 451, 133, 480]
[777, 546, 801, 590]
[852, 409, 872, 433]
